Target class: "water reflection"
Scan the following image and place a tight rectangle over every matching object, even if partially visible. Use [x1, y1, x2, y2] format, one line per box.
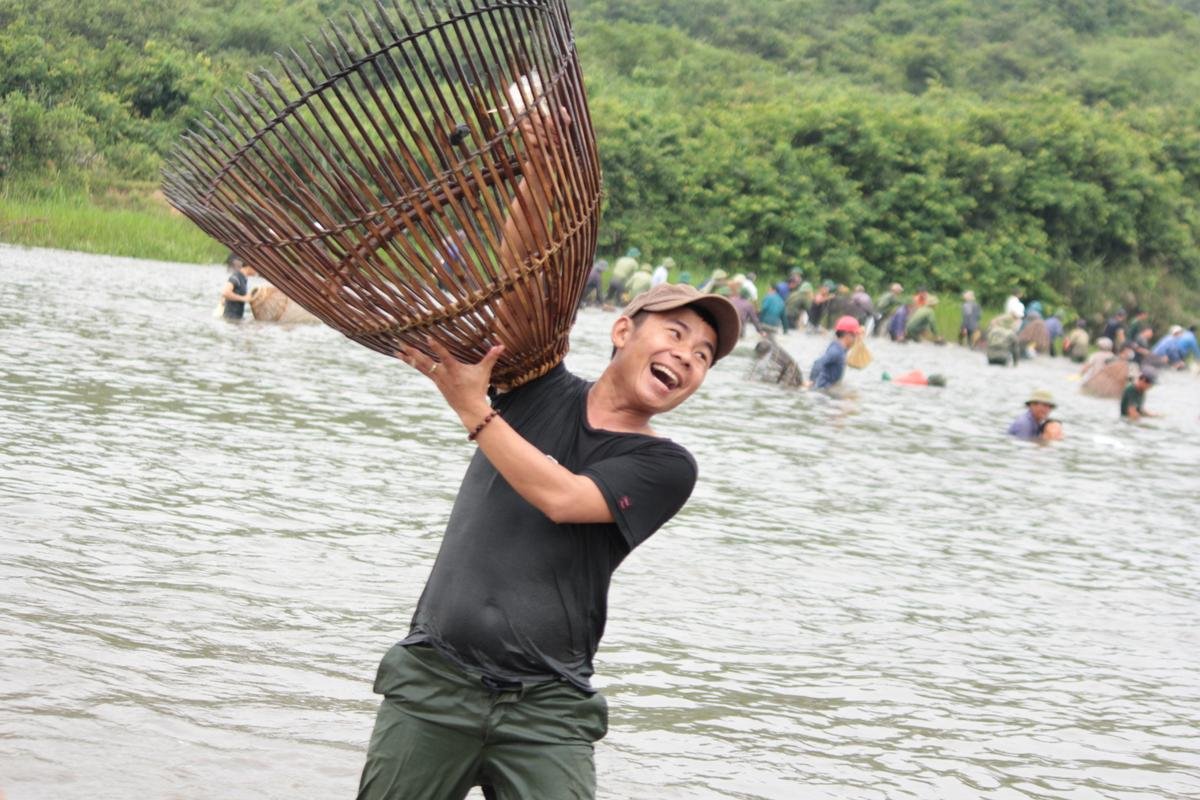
[1, 245, 1198, 799]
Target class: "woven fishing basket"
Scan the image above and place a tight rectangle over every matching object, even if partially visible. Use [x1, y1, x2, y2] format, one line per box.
[1017, 318, 1050, 353]
[249, 285, 321, 324]
[1081, 359, 1130, 399]
[163, 0, 601, 387]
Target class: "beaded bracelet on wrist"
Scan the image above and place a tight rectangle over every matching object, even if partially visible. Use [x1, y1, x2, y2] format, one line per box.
[468, 410, 499, 441]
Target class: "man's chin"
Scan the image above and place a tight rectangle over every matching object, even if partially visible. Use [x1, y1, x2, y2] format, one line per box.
[640, 383, 692, 414]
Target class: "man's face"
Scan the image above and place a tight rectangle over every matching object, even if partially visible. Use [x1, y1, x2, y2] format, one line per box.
[611, 308, 717, 414]
[1029, 401, 1053, 423]
[1136, 377, 1152, 392]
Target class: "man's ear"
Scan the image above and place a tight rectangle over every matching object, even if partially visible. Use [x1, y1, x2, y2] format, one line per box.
[611, 315, 635, 352]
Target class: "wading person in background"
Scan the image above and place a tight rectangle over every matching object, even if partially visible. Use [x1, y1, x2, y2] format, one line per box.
[959, 290, 982, 347]
[1120, 370, 1158, 420]
[356, 104, 741, 800]
[220, 253, 256, 320]
[986, 311, 1021, 366]
[809, 315, 860, 390]
[580, 258, 607, 307]
[873, 282, 904, 336]
[604, 247, 639, 305]
[1008, 389, 1056, 440]
[1063, 318, 1090, 363]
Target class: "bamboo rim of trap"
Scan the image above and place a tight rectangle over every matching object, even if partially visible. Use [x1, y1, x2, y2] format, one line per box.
[163, 0, 601, 387]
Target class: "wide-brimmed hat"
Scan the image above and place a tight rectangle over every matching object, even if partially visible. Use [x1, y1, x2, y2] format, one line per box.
[1025, 389, 1056, 407]
[621, 282, 741, 363]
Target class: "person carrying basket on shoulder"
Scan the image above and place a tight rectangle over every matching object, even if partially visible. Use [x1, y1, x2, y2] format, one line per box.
[357, 92, 741, 800]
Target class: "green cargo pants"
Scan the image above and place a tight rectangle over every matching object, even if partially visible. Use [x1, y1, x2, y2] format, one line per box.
[357, 643, 608, 800]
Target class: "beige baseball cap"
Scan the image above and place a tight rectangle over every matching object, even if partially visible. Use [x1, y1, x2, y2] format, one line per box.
[620, 283, 741, 363]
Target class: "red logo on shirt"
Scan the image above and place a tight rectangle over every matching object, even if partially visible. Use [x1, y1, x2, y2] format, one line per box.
[618, 495, 632, 510]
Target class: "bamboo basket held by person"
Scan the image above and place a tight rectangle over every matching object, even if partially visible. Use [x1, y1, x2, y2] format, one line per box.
[163, 0, 601, 388]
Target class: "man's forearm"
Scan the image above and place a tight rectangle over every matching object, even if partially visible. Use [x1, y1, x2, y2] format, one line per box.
[457, 401, 611, 525]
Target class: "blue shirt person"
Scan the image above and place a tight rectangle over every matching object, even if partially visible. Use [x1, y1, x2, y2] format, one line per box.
[1008, 390, 1056, 439]
[759, 287, 788, 331]
[1153, 325, 1199, 365]
[775, 268, 802, 302]
[809, 316, 861, 389]
[1181, 328, 1200, 360]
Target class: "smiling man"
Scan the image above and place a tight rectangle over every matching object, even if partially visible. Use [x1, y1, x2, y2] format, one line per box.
[357, 282, 738, 800]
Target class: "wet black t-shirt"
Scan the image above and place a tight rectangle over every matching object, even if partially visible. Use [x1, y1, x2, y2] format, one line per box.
[223, 271, 248, 319]
[402, 365, 697, 692]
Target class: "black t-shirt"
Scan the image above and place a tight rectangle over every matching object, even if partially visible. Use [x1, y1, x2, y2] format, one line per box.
[223, 271, 248, 319]
[1120, 382, 1144, 417]
[402, 365, 698, 692]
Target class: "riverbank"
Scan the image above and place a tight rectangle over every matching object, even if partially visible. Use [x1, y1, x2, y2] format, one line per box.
[0, 183, 222, 265]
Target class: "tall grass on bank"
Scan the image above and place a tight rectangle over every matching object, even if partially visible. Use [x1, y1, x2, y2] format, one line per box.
[0, 183, 224, 264]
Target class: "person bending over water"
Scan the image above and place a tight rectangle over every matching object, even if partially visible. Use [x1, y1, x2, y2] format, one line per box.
[750, 337, 803, 387]
[1120, 370, 1158, 420]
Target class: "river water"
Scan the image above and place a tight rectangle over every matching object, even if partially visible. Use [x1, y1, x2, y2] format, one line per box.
[1, 244, 1198, 800]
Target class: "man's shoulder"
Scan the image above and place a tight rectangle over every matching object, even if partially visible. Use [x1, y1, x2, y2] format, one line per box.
[496, 365, 588, 425]
[503, 364, 586, 400]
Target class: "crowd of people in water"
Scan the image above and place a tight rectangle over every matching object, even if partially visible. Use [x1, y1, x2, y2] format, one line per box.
[582, 248, 1198, 441]
[219, 246, 1193, 442]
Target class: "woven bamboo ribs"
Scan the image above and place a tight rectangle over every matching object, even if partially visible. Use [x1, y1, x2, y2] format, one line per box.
[163, 0, 601, 387]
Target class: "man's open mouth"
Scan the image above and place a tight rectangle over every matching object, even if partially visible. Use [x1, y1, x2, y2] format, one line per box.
[650, 363, 680, 390]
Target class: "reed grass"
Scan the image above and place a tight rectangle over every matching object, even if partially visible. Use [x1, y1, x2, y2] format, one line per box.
[0, 181, 225, 264]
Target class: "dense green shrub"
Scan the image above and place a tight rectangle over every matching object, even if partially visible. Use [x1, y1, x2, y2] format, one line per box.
[0, 0, 1197, 318]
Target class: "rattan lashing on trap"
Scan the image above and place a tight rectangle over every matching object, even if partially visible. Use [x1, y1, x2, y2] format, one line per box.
[163, 0, 601, 387]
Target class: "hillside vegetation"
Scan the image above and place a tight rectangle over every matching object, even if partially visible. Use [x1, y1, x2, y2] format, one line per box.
[2, 0, 1198, 318]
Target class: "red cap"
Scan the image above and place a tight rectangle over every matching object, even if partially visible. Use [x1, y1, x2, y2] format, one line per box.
[834, 315, 862, 334]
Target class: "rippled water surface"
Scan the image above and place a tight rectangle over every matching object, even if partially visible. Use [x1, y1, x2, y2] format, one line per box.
[2, 244, 1199, 799]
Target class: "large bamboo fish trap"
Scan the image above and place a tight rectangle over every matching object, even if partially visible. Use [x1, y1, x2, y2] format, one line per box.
[249, 285, 321, 324]
[1018, 318, 1050, 354]
[1081, 359, 1130, 399]
[163, 0, 601, 387]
